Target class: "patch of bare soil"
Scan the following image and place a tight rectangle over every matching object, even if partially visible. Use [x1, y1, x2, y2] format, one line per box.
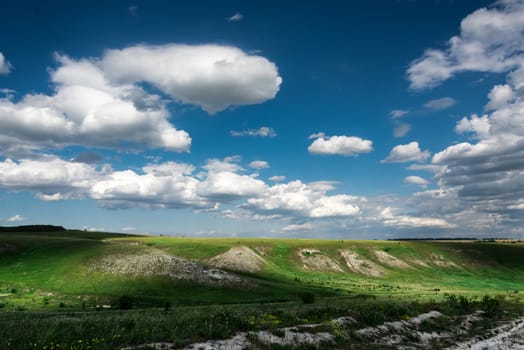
[430, 253, 458, 268]
[339, 250, 385, 277]
[374, 250, 411, 269]
[298, 249, 343, 272]
[408, 258, 430, 268]
[89, 249, 251, 287]
[208, 246, 266, 273]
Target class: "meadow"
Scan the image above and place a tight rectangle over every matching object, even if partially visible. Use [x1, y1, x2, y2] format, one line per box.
[0, 229, 523, 349]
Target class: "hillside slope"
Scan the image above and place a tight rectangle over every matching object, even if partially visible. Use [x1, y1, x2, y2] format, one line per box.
[0, 230, 523, 311]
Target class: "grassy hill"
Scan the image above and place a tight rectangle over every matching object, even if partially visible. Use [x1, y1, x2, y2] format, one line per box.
[0, 229, 523, 311]
[0, 229, 523, 349]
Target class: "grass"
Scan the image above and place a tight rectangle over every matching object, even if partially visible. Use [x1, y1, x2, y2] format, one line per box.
[0, 294, 521, 349]
[0, 230, 523, 348]
[1, 231, 524, 308]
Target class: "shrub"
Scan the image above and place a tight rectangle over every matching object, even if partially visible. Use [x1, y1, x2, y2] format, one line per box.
[481, 295, 500, 317]
[117, 295, 133, 310]
[163, 301, 171, 313]
[300, 292, 315, 304]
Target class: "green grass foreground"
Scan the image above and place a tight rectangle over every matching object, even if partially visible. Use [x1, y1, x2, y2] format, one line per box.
[0, 229, 523, 349]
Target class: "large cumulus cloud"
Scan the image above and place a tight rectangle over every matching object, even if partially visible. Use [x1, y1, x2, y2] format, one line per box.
[406, 0, 524, 236]
[0, 155, 362, 224]
[0, 44, 282, 157]
[408, 0, 524, 90]
[101, 44, 282, 114]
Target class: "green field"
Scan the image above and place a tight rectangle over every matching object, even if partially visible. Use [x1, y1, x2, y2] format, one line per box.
[0, 229, 523, 349]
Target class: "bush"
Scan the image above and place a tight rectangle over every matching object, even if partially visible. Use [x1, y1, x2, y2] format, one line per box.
[481, 295, 500, 317]
[442, 293, 472, 314]
[117, 295, 133, 310]
[300, 292, 315, 304]
[163, 301, 171, 313]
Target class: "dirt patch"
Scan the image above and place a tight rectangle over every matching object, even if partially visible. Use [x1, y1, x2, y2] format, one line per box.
[298, 249, 343, 272]
[374, 250, 411, 269]
[339, 250, 385, 277]
[408, 258, 430, 268]
[89, 249, 251, 287]
[429, 253, 458, 268]
[208, 246, 266, 273]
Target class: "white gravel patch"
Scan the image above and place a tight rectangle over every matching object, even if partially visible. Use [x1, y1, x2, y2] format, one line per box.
[448, 317, 524, 350]
[356, 311, 443, 337]
[90, 250, 251, 287]
[182, 333, 249, 350]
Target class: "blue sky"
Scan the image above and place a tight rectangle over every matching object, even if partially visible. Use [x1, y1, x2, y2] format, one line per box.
[1, 0, 524, 239]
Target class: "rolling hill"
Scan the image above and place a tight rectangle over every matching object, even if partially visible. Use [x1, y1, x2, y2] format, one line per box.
[1, 228, 523, 349]
[0, 229, 522, 311]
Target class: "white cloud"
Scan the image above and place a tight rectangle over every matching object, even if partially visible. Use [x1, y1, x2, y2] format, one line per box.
[231, 126, 276, 138]
[308, 134, 373, 156]
[203, 156, 243, 173]
[128, 5, 137, 16]
[101, 44, 282, 114]
[0, 54, 191, 155]
[282, 223, 313, 232]
[408, 1, 524, 90]
[122, 226, 136, 231]
[310, 195, 361, 217]
[308, 132, 325, 140]
[424, 97, 456, 110]
[0, 44, 282, 156]
[249, 160, 269, 170]
[386, 215, 455, 228]
[197, 171, 267, 201]
[393, 123, 411, 138]
[7, 214, 24, 222]
[390, 109, 408, 119]
[0, 156, 205, 209]
[269, 175, 286, 182]
[404, 1, 524, 236]
[0, 154, 367, 228]
[404, 176, 429, 188]
[307, 181, 338, 192]
[485, 84, 515, 110]
[0, 52, 11, 75]
[227, 13, 243, 22]
[246, 180, 361, 218]
[381, 207, 454, 228]
[91, 163, 208, 209]
[0, 157, 99, 199]
[382, 142, 430, 163]
[455, 114, 490, 139]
